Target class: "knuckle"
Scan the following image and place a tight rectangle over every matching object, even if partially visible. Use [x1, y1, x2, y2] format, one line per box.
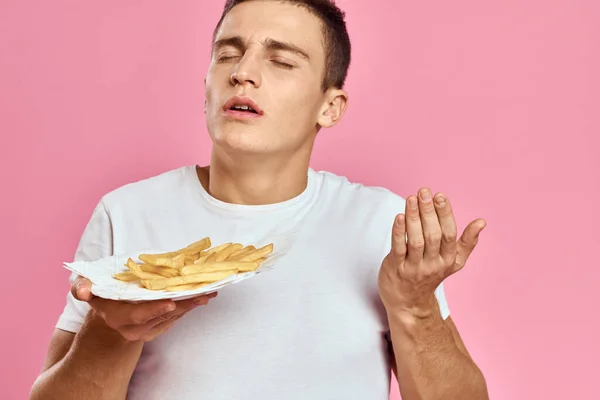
[193, 298, 209, 307]
[425, 233, 442, 244]
[121, 330, 140, 342]
[422, 204, 435, 213]
[130, 313, 147, 325]
[442, 232, 457, 242]
[139, 334, 155, 342]
[393, 246, 406, 257]
[409, 239, 425, 249]
[158, 313, 173, 322]
[409, 214, 421, 222]
[443, 254, 457, 265]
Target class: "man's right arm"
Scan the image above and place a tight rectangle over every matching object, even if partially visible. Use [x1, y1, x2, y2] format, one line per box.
[30, 277, 216, 400]
[29, 312, 143, 400]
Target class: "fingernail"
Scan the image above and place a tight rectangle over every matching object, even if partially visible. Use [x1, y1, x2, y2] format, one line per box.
[193, 297, 207, 305]
[435, 195, 446, 207]
[396, 214, 404, 226]
[408, 197, 418, 209]
[419, 189, 431, 202]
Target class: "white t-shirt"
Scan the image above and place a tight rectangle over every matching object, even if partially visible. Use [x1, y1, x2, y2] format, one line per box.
[56, 166, 450, 400]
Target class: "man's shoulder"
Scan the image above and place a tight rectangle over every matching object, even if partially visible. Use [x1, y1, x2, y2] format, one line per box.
[313, 169, 406, 213]
[100, 165, 194, 208]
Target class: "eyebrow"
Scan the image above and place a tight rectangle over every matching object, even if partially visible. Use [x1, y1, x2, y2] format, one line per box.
[213, 36, 311, 61]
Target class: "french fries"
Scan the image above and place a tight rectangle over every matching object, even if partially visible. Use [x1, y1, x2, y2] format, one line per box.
[142, 270, 238, 290]
[180, 261, 260, 275]
[112, 237, 273, 292]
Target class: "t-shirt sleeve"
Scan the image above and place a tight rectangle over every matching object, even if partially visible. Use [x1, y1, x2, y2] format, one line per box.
[55, 200, 114, 333]
[434, 282, 451, 320]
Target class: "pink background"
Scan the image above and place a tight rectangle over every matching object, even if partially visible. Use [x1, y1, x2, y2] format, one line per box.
[1, 0, 598, 399]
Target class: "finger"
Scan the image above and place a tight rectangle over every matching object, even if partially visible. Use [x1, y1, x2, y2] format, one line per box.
[132, 294, 217, 341]
[128, 300, 177, 325]
[80, 289, 217, 333]
[433, 193, 458, 264]
[451, 218, 486, 275]
[95, 299, 176, 328]
[390, 214, 407, 264]
[145, 293, 218, 329]
[71, 276, 93, 302]
[405, 195, 425, 264]
[418, 188, 442, 260]
[139, 314, 184, 342]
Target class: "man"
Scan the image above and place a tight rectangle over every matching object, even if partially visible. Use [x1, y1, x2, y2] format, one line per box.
[30, 1, 489, 399]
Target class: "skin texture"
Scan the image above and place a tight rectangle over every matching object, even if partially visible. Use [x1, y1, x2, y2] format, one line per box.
[31, 2, 488, 399]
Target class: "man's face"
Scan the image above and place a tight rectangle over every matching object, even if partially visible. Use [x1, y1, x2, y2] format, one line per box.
[205, 1, 344, 156]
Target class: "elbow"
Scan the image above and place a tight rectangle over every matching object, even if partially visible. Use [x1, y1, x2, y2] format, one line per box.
[469, 364, 490, 400]
[430, 364, 489, 400]
[29, 376, 46, 400]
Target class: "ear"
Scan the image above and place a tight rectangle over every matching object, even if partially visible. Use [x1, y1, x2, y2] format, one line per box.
[317, 89, 349, 129]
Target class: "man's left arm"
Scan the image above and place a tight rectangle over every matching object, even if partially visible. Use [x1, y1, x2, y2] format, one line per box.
[388, 313, 488, 399]
[378, 188, 489, 400]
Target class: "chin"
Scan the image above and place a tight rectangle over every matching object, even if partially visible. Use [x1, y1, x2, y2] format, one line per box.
[212, 129, 272, 155]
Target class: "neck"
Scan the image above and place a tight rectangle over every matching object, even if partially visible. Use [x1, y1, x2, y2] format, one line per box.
[201, 147, 311, 205]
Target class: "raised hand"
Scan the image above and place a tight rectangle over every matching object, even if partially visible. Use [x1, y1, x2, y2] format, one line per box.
[378, 188, 486, 317]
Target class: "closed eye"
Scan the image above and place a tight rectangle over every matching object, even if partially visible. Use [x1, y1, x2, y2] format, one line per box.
[271, 60, 295, 69]
[217, 55, 241, 63]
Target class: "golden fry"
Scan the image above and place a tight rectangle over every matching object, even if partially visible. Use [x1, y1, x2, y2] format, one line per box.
[138, 237, 211, 263]
[205, 242, 232, 255]
[205, 252, 218, 264]
[139, 264, 180, 278]
[227, 245, 255, 260]
[131, 270, 166, 280]
[193, 253, 210, 265]
[179, 237, 212, 255]
[125, 258, 138, 270]
[181, 261, 258, 275]
[238, 244, 274, 262]
[184, 253, 202, 265]
[216, 243, 243, 262]
[114, 271, 140, 282]
[142, 270, 238, 290]
[140, 253, 185, 269]
[139, 250, 179, 261]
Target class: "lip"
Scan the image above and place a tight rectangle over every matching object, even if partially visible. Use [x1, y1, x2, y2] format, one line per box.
[222, 96, 264, 119]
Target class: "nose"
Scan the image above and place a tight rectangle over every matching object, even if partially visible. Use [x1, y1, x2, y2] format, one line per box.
[230, 71, 256, 86]
[230, 54, 261, 88]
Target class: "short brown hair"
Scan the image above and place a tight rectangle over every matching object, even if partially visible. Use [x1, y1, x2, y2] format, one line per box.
[213, 0, 351, 91]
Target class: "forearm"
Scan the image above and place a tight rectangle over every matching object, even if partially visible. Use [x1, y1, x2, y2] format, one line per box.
[389, 304, 488, 400]
[30, 312, 143, 400]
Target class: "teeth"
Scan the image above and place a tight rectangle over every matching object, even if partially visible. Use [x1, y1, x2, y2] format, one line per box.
[233, 105, 254, 111]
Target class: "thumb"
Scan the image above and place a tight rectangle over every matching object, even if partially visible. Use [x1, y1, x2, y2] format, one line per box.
[451, 218, 486, 274]
[71, 276, 93, 302]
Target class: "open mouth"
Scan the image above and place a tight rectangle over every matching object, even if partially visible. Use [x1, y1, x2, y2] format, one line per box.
[223, 96, 263, 117]
[230, 104, 258, 114]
